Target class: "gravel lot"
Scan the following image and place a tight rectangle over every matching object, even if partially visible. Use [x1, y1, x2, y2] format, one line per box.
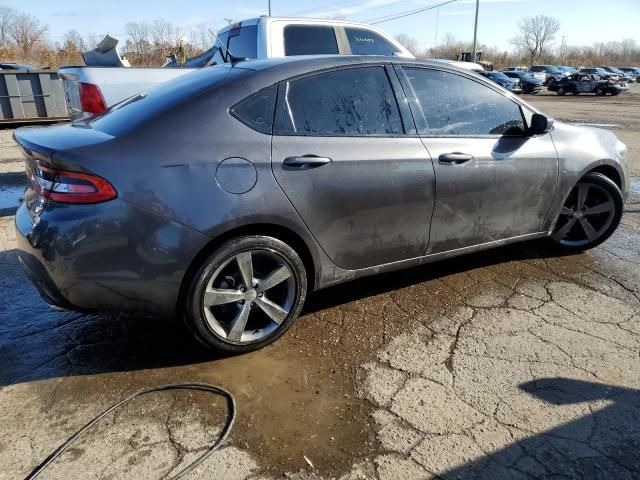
[1, 84, 639, 479]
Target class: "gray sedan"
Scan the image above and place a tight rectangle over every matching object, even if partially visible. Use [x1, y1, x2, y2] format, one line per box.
[14, 56, 629, 353]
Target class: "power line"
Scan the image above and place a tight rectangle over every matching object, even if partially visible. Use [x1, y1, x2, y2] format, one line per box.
[366, 0, 461, 25]
[286, 0, 372, 18]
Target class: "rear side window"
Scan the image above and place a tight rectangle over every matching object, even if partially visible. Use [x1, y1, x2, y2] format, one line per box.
[276, 67, 402, 136]
[227, 25, 258, 59]
[402, 67, 526, 136]
[344, 27, 398, 56]
[230, 85, 276, 134]
[283, 25, 339, 56]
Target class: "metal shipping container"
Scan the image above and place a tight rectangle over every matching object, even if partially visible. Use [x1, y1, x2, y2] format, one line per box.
[0, 70, 69, 124]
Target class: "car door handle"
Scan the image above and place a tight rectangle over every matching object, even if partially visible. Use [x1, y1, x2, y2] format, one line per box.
[283, 155, 332, 168]
[439, 153, 474, 164]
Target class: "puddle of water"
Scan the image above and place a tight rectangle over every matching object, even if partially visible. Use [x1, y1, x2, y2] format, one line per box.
[0, 185, 23, 212]
[0, 173, 26, 214]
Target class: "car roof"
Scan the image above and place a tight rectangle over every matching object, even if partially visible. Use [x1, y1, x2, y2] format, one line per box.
[230, 55, 486, 79]
[219, 15, 398, 32]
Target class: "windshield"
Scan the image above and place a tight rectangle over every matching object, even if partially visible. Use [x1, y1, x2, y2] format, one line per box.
[607, 67, 624, 74]
[546, 66, 561, 73]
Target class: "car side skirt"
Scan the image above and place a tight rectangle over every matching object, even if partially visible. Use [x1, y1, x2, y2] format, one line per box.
[316, 231, 549, 289]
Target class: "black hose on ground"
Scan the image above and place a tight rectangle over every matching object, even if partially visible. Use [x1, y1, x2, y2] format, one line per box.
[24, 383, 237, 480]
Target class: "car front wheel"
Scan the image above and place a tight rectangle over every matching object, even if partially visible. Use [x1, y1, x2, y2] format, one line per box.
[183, 235, 307, 353]
[551, 173, 623, 251]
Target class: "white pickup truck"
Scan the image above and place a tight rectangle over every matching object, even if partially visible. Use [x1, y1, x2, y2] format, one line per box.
[59, 16, 413, 119]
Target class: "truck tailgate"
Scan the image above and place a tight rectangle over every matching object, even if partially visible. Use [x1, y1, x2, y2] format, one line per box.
[58, 66, 196, 119]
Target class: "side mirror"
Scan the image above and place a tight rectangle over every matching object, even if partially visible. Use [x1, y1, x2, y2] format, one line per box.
[529, 113, 554, 135]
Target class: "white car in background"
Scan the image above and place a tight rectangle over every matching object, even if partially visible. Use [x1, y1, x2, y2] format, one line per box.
[58, 16, 413, 119]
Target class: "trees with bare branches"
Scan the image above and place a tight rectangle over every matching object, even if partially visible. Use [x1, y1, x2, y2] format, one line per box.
[9, 12, 48, 58]
[0, 6, 16, 48]
[511, 15, 561, 66]
[394, 33, 419, 56]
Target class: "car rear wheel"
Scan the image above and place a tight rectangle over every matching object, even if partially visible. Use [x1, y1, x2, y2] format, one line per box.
[557, 86, 566, 95]
[595, 87, 606, 96]
[551, 173, 623, 251]
[183, 236, 307, 353]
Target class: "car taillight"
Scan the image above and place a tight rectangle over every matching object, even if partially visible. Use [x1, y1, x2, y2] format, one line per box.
[79, 82, 107, 115]
[27, 163, 116, 204]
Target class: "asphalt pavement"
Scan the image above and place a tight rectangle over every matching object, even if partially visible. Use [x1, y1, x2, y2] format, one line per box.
[0, 85, 639, 480]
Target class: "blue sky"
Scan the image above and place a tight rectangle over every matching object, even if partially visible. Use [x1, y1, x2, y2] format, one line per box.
[3, 0, 639, 51]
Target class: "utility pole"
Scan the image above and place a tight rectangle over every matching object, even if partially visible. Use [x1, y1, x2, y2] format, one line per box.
[471, 0, 479, 62]
[434, 8, 439, 49]
[268, 0, 272, 16]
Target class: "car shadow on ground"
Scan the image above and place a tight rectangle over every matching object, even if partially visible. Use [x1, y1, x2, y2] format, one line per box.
[441, 378, 640, 480]
[306, 238, 569, 313]
[0, 239, 580, 388]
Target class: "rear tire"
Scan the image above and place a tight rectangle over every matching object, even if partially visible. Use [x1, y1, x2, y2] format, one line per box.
[595, 87, 606, 96]
[550, 173, 623, 252]
[557, 86, 566, 96]
[183, 236, 307, 353]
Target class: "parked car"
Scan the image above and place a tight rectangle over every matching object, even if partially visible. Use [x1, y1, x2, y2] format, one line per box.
[14, 56, 628, 353]
[559, 66, 578, 75]
[502, 66, 528, 72]
[579, 67, 618, 81]
[477, 70, 522, 93]
[529, 65, 563, 85]
[502, 70, 543, 94]
[603, 67, 632, 83]
[59, 16, 413, 119]
[548, 73, 629, 96]
[618, 67, 640, 82]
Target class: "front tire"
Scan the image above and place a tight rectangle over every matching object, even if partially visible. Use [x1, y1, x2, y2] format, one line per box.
[557, 86, 566, 96]
[183, 236, 307, 353]
[550, 173, 623, 252]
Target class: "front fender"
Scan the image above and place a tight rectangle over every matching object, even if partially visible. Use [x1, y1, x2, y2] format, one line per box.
[543, 122, 628, 233]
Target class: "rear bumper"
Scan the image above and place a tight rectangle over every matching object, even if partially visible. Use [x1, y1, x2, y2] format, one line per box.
[14, 197, 208, 316]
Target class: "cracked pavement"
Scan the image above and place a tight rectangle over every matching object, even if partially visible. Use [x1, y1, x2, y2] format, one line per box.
[1, 89, 640, 479]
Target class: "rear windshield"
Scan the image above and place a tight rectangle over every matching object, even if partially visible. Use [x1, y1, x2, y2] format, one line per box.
[227, 25, 258, 59]
[283, 25, 339, 56]
[89, 66, 248, 136]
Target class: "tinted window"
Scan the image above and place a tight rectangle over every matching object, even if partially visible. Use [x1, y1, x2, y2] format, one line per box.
[227, 25, 258, 59]
[230, 85, 276, 134]
[403, 67, 526, 136]
[277, 67, 402, 135]
[344, 27, 397, 56]
[283, 25, 338, 56]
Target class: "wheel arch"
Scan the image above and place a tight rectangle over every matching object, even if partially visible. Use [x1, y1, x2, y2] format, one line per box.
[177, 222, 318, 315]
[587, 164, 622, 190]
